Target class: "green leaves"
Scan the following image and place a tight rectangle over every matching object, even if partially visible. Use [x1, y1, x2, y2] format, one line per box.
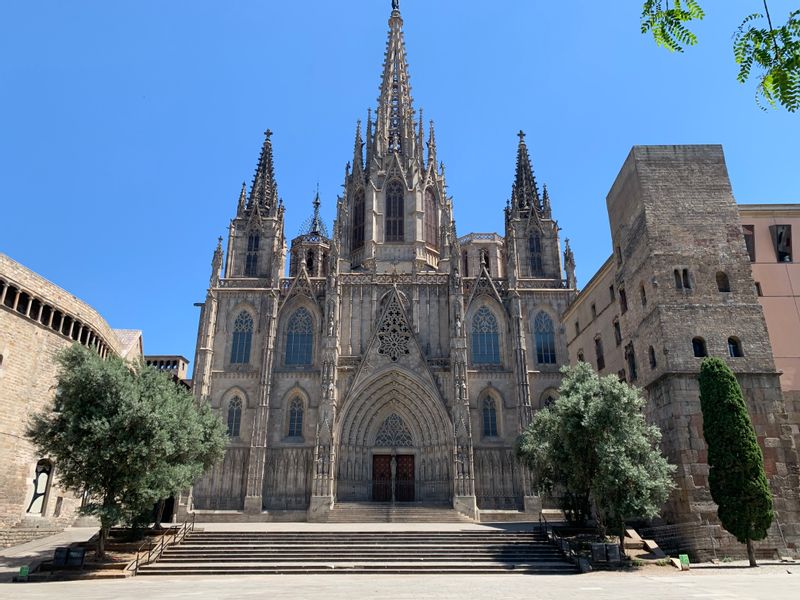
[699, 358, 774, 546]
[516, 363, 675, 535]
[734, 10, 800, 111]
[641, 0, 705, 53]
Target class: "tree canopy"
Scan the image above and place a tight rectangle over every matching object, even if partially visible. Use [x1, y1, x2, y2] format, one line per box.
[26, 344, 227, 556]
[698, 357, 773, 566]
[516, 363, 675, 546]
[642, 1, 800, 111]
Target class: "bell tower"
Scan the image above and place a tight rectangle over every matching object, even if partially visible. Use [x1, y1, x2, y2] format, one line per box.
[336, 1, 450, 274]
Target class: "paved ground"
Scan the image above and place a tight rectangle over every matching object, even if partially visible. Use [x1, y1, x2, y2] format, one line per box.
[0, 527, 97, 583]
[0, 567, 798, 600]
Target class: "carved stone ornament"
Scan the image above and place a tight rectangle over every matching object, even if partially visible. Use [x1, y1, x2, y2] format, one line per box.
[377, 293, 411, 362]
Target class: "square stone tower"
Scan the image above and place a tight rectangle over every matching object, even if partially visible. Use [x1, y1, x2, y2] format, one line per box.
[606, 145, 799, 553]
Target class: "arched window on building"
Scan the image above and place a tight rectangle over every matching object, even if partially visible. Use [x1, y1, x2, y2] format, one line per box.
[306, 250, 315, 273]
[245, 233, 259, 276]
[716, 271, 731, 293]
[471, 307, 500, 365]
[424, 188, 438, 249]
[462, 250, 469, 277]
[534, 311, 556, 364]
[227, 397, 242, 437]
[385, 180, 404, 242]
[529, 234, 543, 276]
[648, 345, 657, 369]
[288, 398, 304, 437]
[230, 311, 254, 364]
[482, 397, 498, 437]
[728, 336, 744, 358]
[26, 459, 52, 514]
[692, 337, 708, 358]
[286, 307, 313, 365]
[351, 188, 365, 251]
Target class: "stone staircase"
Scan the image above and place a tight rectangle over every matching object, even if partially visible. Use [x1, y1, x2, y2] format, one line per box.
[138, 529, 578, 575]
[323, 502, 472, 523]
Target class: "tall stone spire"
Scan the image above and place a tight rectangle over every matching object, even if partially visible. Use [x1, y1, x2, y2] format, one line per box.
[249, 129, 278, 213]
[351, 120, 364, 175]
[511, 131, 541, 213]
[373, 0, 416, 158]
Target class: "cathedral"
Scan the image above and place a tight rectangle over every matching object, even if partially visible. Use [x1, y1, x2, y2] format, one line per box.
[189, 2, 576, 520]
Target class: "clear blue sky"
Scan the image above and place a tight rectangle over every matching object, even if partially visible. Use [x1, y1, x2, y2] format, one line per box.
[2, 1, 798, 371]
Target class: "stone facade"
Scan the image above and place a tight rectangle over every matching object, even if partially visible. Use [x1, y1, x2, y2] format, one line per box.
[0, 253, 141, 539]
[188, 4, 576, 520]
[564, 146, 800, 555]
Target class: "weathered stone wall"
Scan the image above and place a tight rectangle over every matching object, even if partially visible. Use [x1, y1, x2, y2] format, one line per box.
[0, 253, 122, 531]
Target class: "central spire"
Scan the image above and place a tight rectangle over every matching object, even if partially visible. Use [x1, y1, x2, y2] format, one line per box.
[374, 0, 416, 158]
[511, 131, 542, 213]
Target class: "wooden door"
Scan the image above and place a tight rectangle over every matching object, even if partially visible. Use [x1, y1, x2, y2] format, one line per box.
[396, 455, 415, 502]
[372, 455, 391, 501]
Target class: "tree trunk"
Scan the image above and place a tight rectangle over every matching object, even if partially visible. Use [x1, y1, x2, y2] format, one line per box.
[746, 538, 758, 567]
[152, 498, 166, 530]
[97, 522, 109, 560]
[619, 522, 626, 554]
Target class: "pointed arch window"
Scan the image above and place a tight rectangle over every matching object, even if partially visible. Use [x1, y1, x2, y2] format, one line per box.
[471, 306, 500, 365]
[482, 397, 498, 437]
[375, 414, 413, 447]
[352, 188, 365, 251]
[227, 397, 242, 437]
[529, 234, 543, 276]
[288, 398, 304, 437]
[245, 233, 259, 276]
[424, 188, 438, 249]
[285, 307, 313, 365]
[534, 311, 556, 364]
[385, 180, 405, 242]
[230, 311, 253, 364]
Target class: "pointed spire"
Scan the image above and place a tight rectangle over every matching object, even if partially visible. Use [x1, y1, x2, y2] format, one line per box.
[542, 183, 552, 219]
[564, 238, 577, 289]
[236, 181, 247, 215]
[374, 0, 415, 158]
[210, 236, 223, 287]
[250, 129, 278, 212]
[427, 120, 438, 166]
[511, 131, 541, 213]
[300, 186, 329, 238]
[352, 120, 363, 173]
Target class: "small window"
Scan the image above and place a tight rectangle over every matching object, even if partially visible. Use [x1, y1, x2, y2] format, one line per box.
[462, 250, 469, 277]
[577, 350, 585, 362]
[306, 250, 315, 273]
[617, 369, 627, 382]
[472, 307, 500, 365]
[609, 285, 615, 302]
[288, 398, 304, 437]
[613, 319, 622, 346]
[692, 337, 707, 358]
[351, 189, 365, 251]
[742, 225, 756, 262]
[619, 287, 628, 314]
[639, 283, 647, 307]
[674, 269, 683, 289]
[227, 397, 242, 437]
[716, 271, 731, 293]
[728, 337, 744, 358]
[682, 269, 691, 289]
[590, 303, 596, 319]
[534, 312, 557, 364]
[574, 321, 580, 337]
[385, 180, 405, 242]
[245, 233, 260, 276]
[529, 234, 543, 277]
[482, 397, 498, 437]
[542, 395, 556, 409]
[616, 245, 622, 265]
[769, 224, 792, 262]
[230, 311, 254, 364]
[648, 346, 657, 369]
[595, 336, 605, 371]
[755, 281, 763, 297]
[625, 342, 637, 381]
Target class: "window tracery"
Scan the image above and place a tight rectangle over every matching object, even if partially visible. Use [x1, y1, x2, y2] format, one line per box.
[482, 397, 498, 437]
[286, 307, 313, 365]
[288, 398, 304, 437]
[375, 414, 413, 447]
[534, 311, 556, 364]
[377, 295, 411, 362]
[385, 180, 404, 242]
[227, 397, 242, 437]
[471, 306, 500, 364]
[230, 311, 253, 364]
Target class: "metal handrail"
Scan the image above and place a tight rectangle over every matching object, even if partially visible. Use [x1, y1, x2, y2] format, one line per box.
[131, 513, 196, 576]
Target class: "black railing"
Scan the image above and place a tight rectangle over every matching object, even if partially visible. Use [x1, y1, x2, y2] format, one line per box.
[130, 513, 195, 576]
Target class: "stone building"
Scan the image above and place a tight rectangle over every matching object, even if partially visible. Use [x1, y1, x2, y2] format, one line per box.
[563, 146, 800, 554]
[189, 3, 576, 520]
[0, 253, 142, 546]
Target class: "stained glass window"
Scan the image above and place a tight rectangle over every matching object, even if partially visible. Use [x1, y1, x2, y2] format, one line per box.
[482, 397, 498, 437]
[286, 307, 313, 365]
[472, 307, 500, 364]
[534, 311, 556, 364]
[230, 311, 253, 364]
[288, 398, 303, 437]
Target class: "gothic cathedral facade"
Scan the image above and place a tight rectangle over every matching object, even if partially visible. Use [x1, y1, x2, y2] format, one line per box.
[189, 4, 576, 520]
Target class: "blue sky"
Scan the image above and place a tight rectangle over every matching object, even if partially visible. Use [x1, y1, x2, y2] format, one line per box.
[2, 1, 799, 371]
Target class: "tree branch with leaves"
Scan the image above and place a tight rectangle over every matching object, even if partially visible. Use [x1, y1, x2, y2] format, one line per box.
[642, 1, 800, 111]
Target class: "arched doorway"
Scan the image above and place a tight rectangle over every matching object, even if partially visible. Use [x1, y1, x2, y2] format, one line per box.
[335, 369, 452, 503]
